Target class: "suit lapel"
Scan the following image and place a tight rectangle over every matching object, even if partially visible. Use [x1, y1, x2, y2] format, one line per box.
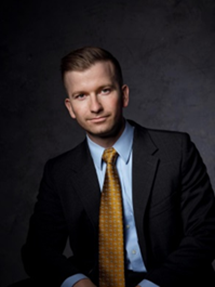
[132, 123, 159, 266]
[69, 140, 101, 233]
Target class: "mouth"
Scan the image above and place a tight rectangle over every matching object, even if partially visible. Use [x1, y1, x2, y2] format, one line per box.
[88, 116, 109, 123]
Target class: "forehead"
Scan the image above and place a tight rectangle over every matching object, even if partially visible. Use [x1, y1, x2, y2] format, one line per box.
[64, 61, 116, 91]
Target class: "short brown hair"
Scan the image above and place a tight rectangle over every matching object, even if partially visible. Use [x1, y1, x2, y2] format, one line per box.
[61, 46, 123, 86]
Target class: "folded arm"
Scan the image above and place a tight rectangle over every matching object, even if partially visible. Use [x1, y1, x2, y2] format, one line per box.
[22, 160, 81, 286]
[144, 134, 215, 286]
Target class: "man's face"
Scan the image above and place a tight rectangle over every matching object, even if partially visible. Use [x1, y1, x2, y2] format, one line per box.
[64, 61, 129, 145]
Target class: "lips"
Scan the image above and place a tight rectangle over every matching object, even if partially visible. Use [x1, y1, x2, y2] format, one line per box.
[88, 115, 109, 123]
[89, 116, 108, 123]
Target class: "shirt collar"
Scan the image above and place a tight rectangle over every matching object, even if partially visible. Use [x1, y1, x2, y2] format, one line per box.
[87, 121, 134, 170]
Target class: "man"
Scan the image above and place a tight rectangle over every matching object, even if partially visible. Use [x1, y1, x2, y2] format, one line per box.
[22, 47, 215, 287]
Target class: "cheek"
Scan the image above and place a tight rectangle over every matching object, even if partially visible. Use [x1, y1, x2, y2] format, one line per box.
[72, 103, 88, 118]
[105, 96, 122, 110]
[112, 99, 123, 113]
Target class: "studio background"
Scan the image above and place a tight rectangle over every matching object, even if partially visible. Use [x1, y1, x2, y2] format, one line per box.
[1, 0, 215, 286]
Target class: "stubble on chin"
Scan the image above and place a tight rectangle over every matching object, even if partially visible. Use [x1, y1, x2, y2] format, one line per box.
[87, 117, 125, 140]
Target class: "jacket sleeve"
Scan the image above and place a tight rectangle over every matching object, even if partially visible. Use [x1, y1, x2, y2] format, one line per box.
[145, 134, 215, 287]
[22, 160, 80, 286]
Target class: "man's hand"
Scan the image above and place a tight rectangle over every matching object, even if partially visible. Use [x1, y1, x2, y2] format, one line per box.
[73, 278, 97, 287]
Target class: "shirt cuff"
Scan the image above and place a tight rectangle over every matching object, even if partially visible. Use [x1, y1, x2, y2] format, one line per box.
[138, 279, 160, 287]
[61, 273, 88, 287]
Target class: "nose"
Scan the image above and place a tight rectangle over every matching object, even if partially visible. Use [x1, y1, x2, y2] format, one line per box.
[90, 95, 103, 113]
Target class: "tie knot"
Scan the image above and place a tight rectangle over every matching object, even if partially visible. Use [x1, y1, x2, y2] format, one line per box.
[102, 147, 118, 164]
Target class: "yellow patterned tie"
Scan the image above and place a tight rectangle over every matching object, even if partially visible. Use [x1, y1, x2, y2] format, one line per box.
[99, 147, 125, 287]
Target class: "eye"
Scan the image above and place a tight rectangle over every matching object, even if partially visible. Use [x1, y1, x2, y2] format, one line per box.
[101, 88, 111, 94]
[75, 94, 86, 100]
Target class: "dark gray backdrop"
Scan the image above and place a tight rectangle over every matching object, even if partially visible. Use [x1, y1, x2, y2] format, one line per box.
[1, 0, 215, 286]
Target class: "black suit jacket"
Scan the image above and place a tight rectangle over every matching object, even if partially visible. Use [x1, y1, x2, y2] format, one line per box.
[22, 121, 215, 287]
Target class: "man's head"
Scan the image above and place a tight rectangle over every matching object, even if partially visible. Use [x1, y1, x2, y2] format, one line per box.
[62, 47, 129, 147]
[61, 46, 123, 88]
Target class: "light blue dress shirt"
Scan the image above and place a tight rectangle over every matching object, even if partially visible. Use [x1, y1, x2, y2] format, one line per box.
[61, 121, 159, 287]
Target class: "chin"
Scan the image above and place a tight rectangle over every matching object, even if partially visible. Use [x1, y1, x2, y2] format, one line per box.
[86, 119, 123, 139]
[89, 130, 111, 138]
[89, 126, 121, 139]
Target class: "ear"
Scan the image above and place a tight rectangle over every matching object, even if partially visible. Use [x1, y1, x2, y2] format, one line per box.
[121, 84, 129, 108]
[64, 98, 76, 119]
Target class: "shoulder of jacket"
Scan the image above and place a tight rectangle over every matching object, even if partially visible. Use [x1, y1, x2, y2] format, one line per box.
[44, 139, 88, 171]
